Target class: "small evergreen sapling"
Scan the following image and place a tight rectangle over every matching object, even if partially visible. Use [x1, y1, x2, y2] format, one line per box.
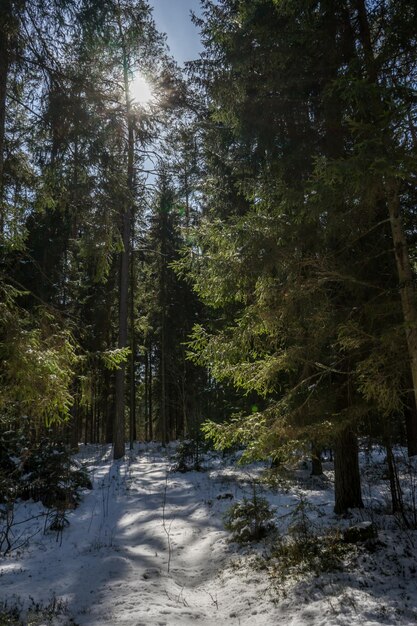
[172, 437, 206, 472]
[0, 430, 91, 509]
[20, 439, 92, 508]
[224, 486, 275, 543]
[265, 496, 351, 582]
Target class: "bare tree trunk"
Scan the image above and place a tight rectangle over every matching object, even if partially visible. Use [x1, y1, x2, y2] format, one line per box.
[180, 358, 187, 438]
[355, 0, 417, 456]
[129, 232, 136, 450]
[104, 369, 114, 444]
[334, 426, 363, 514]
[385, 441, 403, 514]
[144, 347, 149, 440]
[113, 236, 131, 456]
[0, 10, 10, 235]
[160, 319, 167, 445]
[184, 164, 190, 228]
[69, 402, 79, 451]
[311, 445, 323, 476]
[113, 34, 134, 460]
[90, 389, 95, 443]
[148, 346, 153, 441]
[84, 405, 89, 445]
[405, 387, 417, 457]
[354, 0, 377, 83]
[387, 180, 417, 454]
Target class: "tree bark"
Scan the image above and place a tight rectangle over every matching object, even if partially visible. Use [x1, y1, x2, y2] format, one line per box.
[354, 0, 377, 83]
[385, 441, 403, 514]
[354, 0, 417, 456]
[334, 426, 363, 514]
[311, 445, 323, 476]
[148, 346, 153, 440]
[405, 388, 417, 457]
[0, 8, 10, 235]
[144, 347, 149, 440]
[160, 317, 167, 445]
[113, 208, 130, 458]
[387, 180, 417, 455]
[129, 230, 136, 449]
[113, 35, 134, 460]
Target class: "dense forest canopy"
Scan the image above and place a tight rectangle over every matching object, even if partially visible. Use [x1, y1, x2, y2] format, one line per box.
[1, 0, 417, 516]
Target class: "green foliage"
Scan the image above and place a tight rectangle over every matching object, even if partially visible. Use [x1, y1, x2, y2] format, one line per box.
[171, 437, 206, 472]
[224, 490, 276, 543]
[101, 347, 131, 371]
[0, 430, 91, 509]
[260, 497, 351, 584]
[20, 439, 91, 508]
[0, 286, 77, 427]
[203, 413, 270, 463]
[202, 409, 338, 467]
[182, 0, 417, 488]
[0, 0, 175, 450]
[267, 529, 349, 582]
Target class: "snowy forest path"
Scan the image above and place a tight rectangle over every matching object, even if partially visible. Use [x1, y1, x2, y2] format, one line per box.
[0, 444, 271, 626]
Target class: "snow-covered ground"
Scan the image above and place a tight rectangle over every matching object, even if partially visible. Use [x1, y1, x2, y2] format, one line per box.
[1, 443, 417, 625]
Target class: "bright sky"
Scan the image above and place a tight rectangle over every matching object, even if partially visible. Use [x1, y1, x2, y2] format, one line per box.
[150, 0, 203, 65]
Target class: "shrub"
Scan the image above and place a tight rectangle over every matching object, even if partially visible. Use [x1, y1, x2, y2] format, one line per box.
[172, 438, 205, 472]
[260, 497, 352, 583]
[224, 491, 276, 543]
[0, 430, 91, 509]
[20, 438, 91, 508]
[269, 530, 349, 579]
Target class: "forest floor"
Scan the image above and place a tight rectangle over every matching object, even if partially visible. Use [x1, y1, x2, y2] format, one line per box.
[1, 443, 417, 625]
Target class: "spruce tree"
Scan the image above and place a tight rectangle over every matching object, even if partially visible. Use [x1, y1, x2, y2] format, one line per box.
[184, 0, 417, 512]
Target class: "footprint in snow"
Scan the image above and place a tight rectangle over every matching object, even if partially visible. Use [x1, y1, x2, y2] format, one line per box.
[143, 568, 161, 580]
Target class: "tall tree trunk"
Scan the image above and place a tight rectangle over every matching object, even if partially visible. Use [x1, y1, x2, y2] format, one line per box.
[405, 387, 417, 457]
[387, 180, 417, 453]
[385, 440, 403, 514]
[104, 369, 114, 444]
[84, 406, 89, 445]
[148, 346, 153, 441]
[311, 444, 323, 476]
[180, 358, 187, 438]
[321, 6, 362, 512]
[144, 347, 149, 440]
[355, 0, 417, 455]
[160, 318, 167, 445]
[0, 9, 10, 235]
[334, 426, 363, 514]
[113, 36, 134, 460]
[69, 402, 79, 451]
[129, 231, 136, 449]
[354, 0, 377, 83]
[159, 207, 168, 445]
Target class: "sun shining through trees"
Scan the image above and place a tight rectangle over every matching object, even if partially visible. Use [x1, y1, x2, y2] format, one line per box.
[3, 0, 417, 623]
[130, 71, 153, 105]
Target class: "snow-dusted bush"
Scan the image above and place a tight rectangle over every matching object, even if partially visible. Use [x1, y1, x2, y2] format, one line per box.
[269, 529, 349, 580]
[263, 498, 352, 582]
[224, 493, 276, 542]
